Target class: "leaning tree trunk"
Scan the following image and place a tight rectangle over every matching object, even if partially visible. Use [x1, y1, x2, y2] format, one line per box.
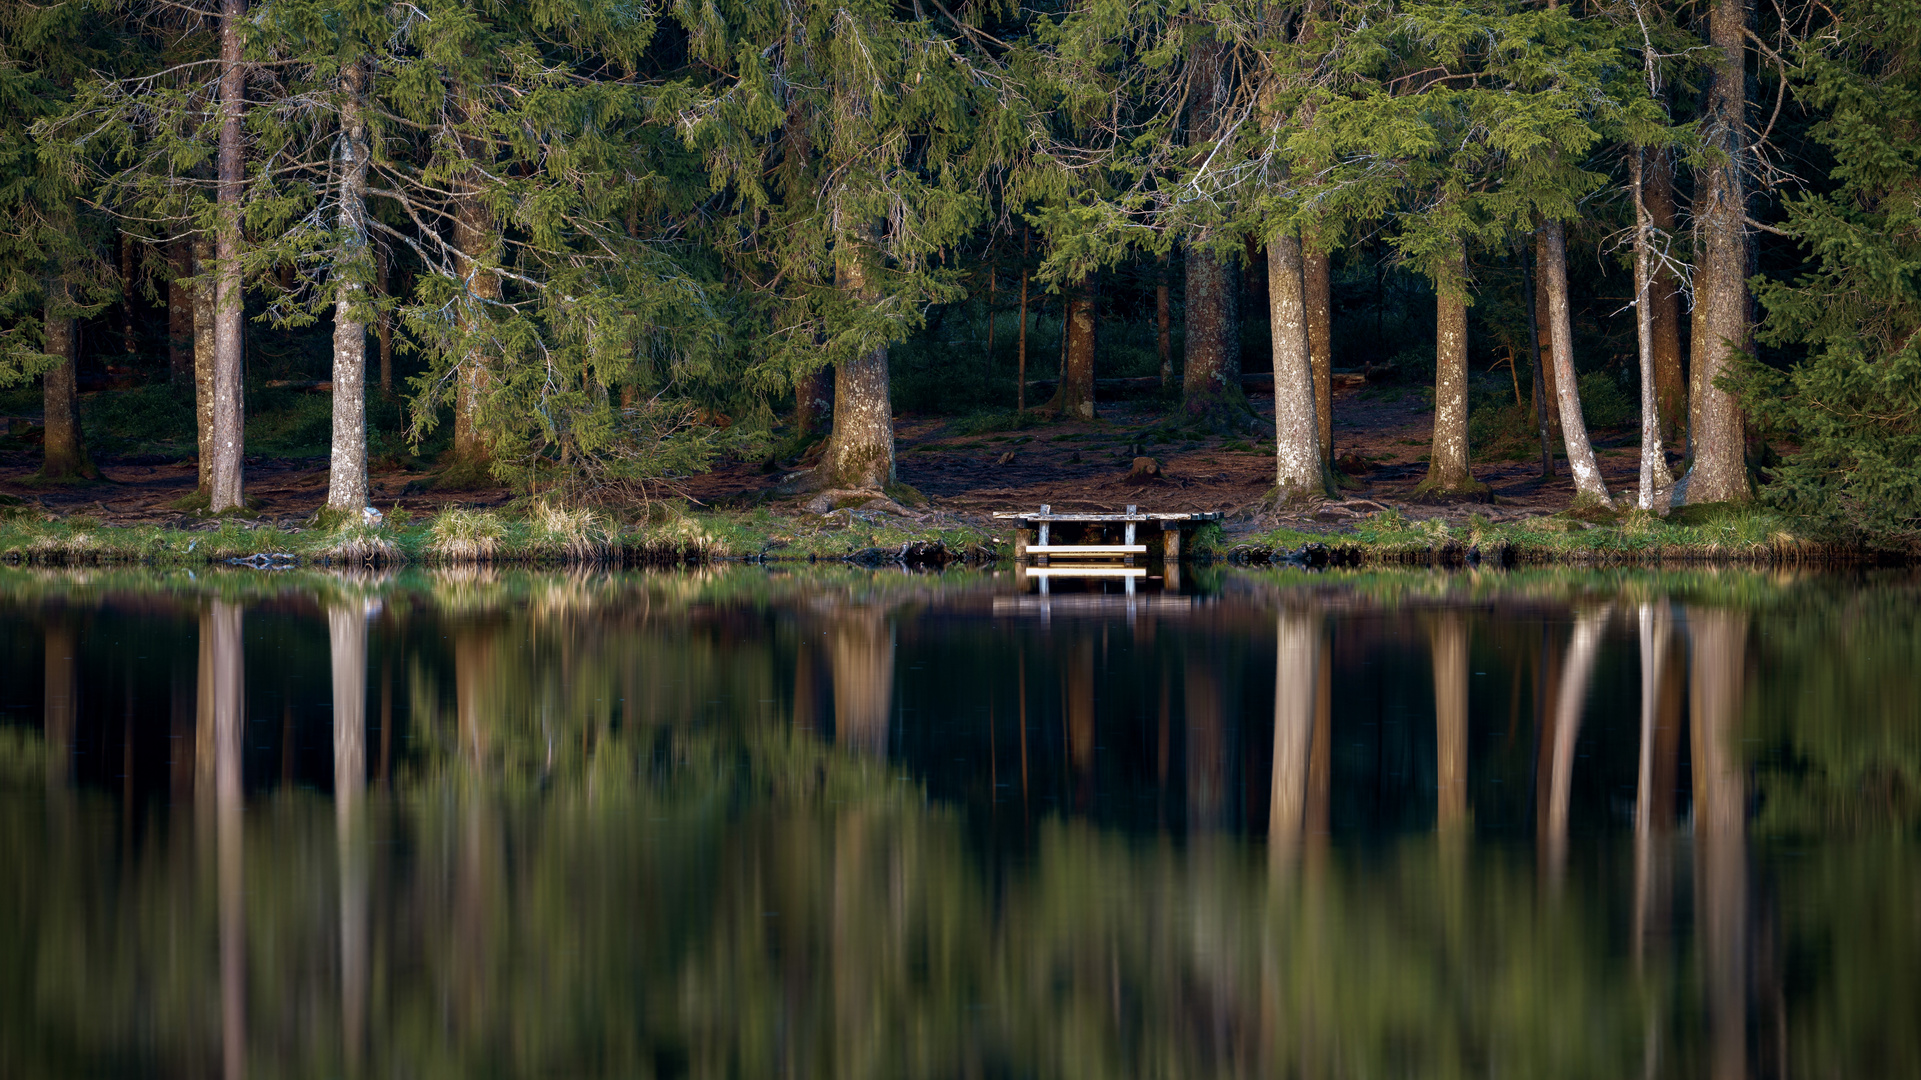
[193, 238, 217, 496]
[326, 58, 371, 516]
[1522, 239, 1555, 477]
[169, 240, 194, 385]
[1686, 0, 1753, 504]
[1533, 236, 1561, 437]
[1646, 147, 1686, 448]
[1047, 280, 1097, 420]
[1418, 241, 1480, 496]
[208, 0, 248, 514]
[823, 237, 896, 490]
[1540, 219, 1613, 506]
[1633, 148, 1674, 511]
[40, 283, 96, 482]
[1304, 247, 1334, 464]
[1268, 232, 1327, 500]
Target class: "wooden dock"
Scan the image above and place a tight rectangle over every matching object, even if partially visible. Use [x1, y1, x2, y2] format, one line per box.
[991, 505, 1222, 564]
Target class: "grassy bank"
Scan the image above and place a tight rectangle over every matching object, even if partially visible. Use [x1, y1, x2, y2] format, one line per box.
[0, 499, 1901, 569]
[1239, 503, 1893, 566]
[0, 502, 1002, 568]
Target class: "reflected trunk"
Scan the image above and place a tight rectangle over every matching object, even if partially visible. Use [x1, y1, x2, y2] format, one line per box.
[1270, 610, 1319, 870]
[43, 621, 76, 797]
[330, 602, 370, 1073]
[1186, 654, 1226, 830]
[829, 612, 894, 756]
[1634, 600, 1678, 966]
[1544, 606, 1609, 886]
[1690, 606, 1749, 1080]
[210, 600, 246, 1080]
[1430, 612, 1469, 836]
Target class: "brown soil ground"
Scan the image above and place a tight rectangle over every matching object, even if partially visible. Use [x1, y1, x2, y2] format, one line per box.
[1, 382, 1658, 537]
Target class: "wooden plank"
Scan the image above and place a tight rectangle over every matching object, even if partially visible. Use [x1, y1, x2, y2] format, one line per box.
[990, 511, 1223, 522]
[1027, 544, 1148, 555]
[1023, 566, 1147, 577]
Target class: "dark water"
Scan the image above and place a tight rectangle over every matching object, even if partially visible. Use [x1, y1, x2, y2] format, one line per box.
[2, 564, 1917, 1079]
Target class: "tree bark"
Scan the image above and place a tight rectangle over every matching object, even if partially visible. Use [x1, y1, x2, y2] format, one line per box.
[327, 58, 371, 515]
[795, 364, 834, 439]
[1268, 232, 1326, 499]
[375, 243, 393, 395]
[1304, 248, 1334, 463]
[209, 0, 248, 513]
[449, 190, 497, 480]
[1534, 235, 1561, 437]
[1645, 148, 1686, 447]
[1182, 248, 1249, 431]
[194, 237, 217, 495]
[1633, 148, 1674, 510]
[1047, 282, 1097, 420]
[169, 240, 194, 385]
[1686, 0, 1753, 504]
[824, 235, 896, 490]
[1540, 219, 1614, 506]
[984, 263, 995, 370]
[1419, 241, 1479, 495]
[40, 283, 97, 481]
[1522, 239, 1554, 477]
[120, 233, 138, 359]
[1017, 228, 1030, 412]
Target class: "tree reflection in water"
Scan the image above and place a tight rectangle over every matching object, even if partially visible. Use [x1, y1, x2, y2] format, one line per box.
[0, 566, 1917, 1079]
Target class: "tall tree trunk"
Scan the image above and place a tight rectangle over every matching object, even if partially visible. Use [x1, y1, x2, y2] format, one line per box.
[1182, 247, 1248, 431]
[209, 0, 248, 514]
[1304, 248, 1334, 463]
[1541, 220, 1613, 505]
[795, 365, 834, 439]
[1633, 149, 1674, 510]
[40, 283, 97, 481]
[375, 244, 393, 395]
[194, 238, 217, 496]
[120, 233, 138, 359]
[1268, 232, 1326, 499]
[1157, 261, 1172, 389]
[825, 233, 895, 490]
[1419, 241, 1480, 495]
[1646, 148, 1686, 447]
[1534, 236, 1561, 437]
[1522, 239, 1554, 477]
[1017, 227, 1030, 412]
[169, 240, 194, 385]
[1048, 280, 1097, 420]
[448, 190, 496, 482]
[984, 263, 995, 370]
[1686, 0, 1753, 504]
[327, 59, 371, 515]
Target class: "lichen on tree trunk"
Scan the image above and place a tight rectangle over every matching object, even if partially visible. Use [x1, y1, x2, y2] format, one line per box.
[39, 285, 97, 482]
[1304, 248, 1334, 463]
[1268, 233, 1326, 500]
[821, 239, 896, 491]
[1417, 241, 1483, 496]
[193, 237, 216, 496]
[1685, 0, 1754, 505]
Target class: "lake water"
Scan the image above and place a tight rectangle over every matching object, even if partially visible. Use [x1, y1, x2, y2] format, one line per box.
[1, 564, 1916, 1078]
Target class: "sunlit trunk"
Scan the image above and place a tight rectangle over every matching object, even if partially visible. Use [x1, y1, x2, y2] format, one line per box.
[327, 58, 371, 514]
[1632, 149, 1674, 510]
[210, 600, 246, 1080]
[1544, 605, 1609, 886]
[829, 611, 894, 756]
[1686, 0, 1753, 503]
[329, 601, 369, 1073]
[824, 230, 896, 490]
[1304, 248, 1335, 464]
[1269, 232, 1327, 500]
[1540, 220, 1613, 506]
[210, 0, 248, 513]
[1691, 606, 1749, 1080]
[1420, 241, 1477, 494]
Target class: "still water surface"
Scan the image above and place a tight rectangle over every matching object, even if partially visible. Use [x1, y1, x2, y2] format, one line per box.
[1, 565, 1917, 1078]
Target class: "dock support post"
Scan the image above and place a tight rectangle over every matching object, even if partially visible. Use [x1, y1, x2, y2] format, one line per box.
[1015, 528, 1032, 562]
[1161, 522, 1183, 564]
[1124, 506, 1137, 566]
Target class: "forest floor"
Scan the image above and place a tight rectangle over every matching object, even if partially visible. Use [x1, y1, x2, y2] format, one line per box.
[0, 380, 1834, 565]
